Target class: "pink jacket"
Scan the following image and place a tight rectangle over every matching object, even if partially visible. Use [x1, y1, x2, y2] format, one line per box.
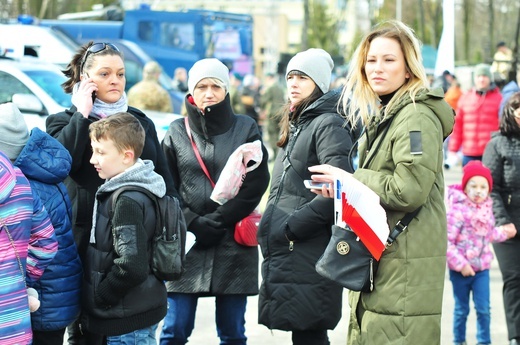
[448, 87, 501, 156]
[446, 184, 508, 271]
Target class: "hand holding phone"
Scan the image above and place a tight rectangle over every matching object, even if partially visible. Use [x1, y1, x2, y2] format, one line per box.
[82, 74, 97, 103]
[304, 180, 327, 189]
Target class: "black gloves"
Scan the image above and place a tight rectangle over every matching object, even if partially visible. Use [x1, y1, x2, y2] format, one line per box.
[190, 216, 226, 248]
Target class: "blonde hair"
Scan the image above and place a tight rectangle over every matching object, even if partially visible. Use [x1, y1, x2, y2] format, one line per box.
[340, 20, 429, 128]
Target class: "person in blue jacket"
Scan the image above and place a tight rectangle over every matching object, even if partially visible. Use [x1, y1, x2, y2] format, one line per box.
[0, 102, 82, 345]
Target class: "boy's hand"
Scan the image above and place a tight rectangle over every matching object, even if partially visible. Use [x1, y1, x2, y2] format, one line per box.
[461, 264, 475, 277]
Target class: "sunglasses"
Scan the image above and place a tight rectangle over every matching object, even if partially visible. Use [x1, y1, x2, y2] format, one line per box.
[80, 42, 120, 73]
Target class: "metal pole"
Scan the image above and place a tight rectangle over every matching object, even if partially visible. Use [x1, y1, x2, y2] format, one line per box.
[396, 0, 402, 21]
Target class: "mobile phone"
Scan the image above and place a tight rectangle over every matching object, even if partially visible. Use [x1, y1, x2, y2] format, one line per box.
[82, 73, 96, 102]
[304, 180, 326, 189]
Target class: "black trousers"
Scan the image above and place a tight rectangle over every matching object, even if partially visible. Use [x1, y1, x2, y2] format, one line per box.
[66, 318, 106, 345]
[493, 237, 520, 340]
[292, 330, 330, 345]
[32, 329, 66, 345]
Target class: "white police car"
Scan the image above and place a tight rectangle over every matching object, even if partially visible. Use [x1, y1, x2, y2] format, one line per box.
[0, 56, 71, 130]
[0, 56, 181, 139]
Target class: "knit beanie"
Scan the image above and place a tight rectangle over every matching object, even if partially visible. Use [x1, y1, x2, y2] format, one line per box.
[473, 63, 493, 82]
[462, 160, 493, 192]
[188, 58, 230, 95]
[0, 103, 29, 160]
[285, 48, 334, 93]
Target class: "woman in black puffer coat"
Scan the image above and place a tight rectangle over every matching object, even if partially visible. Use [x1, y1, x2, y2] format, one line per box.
[483, 91, 520, 345]
[160, 58, 270, 345]
[258, 49, 358, 345]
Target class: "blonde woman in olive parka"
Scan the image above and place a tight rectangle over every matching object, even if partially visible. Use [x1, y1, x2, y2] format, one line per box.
[309, 21, 455, 345]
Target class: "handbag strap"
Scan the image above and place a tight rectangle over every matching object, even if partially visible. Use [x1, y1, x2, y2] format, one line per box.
[184, 117, 215, 188]
[360, 114, 421, 248]
[2, 221, 27, 285]
[385, 206, 422, 248]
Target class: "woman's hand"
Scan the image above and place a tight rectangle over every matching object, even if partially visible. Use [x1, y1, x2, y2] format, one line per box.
[502, 223, 517, 239]
[307, 164, 350, 198]
[72, 76, 97, 118]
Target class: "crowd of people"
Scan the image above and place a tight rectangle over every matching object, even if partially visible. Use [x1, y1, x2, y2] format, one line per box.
[0, 20, 519, 345]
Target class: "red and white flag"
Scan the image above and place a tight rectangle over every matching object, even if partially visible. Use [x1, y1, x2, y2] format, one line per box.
[334, 175, 389, 260]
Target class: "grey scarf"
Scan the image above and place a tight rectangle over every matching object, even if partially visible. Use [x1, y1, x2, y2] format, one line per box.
[72, 82, 128, 119]
[89, 159, 166, 244]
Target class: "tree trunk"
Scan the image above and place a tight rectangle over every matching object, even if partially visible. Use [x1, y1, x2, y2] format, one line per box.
[463, 0, 471, 63]
[508, 4, 520, 82]
[418, 0, 426, 43]
[488, 0, 494, 63]
[301, 0, 309, 50]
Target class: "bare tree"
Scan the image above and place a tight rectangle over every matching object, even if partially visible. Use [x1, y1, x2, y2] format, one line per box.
[301, 0, 309, 50]
[488, 0, 495, 62]
[462, 0, 472, 63]
[508, 3, 520, 82]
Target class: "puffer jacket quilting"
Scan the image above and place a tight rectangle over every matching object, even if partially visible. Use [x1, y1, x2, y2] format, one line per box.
[258, 89, 358, 331]
[482, 131, 520, 229]
[14, 128, 82, 331]
[347, 87, 454, 345]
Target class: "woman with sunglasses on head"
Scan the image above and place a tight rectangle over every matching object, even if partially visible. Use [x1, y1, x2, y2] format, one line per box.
[45, 41, 176, 345]
[482, 92, 520, 345]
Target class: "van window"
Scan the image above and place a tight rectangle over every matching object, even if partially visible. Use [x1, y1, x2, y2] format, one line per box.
[138, 21, 153, 42]
[160, 23, 194, 51]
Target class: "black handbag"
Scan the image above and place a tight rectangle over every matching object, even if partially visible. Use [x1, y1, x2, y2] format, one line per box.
[315, 208, 421, 292]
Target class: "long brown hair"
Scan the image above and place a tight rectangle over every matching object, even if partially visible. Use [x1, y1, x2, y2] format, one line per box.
[61, 41, 124, 94]
[500, 92, 520, 137]
[277, 82, 323, 147]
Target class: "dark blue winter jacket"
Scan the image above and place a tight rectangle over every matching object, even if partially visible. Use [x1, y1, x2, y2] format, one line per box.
[14, 127, 82, 331]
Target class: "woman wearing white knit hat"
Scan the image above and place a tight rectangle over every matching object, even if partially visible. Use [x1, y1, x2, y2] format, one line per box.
[257, 48, 359, 344]
[160, 58, 270, 344]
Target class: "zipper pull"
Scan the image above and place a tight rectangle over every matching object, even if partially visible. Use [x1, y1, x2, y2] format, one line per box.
[369, 258, 374, 291]
[289, 240, 294, 251]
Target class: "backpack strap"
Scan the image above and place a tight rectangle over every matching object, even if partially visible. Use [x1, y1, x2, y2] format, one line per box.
[110, 186, 161, 235]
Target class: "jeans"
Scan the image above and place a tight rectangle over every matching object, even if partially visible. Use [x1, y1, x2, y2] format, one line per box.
[106, 324, 158, 345]
[160, 293, 247, 345]
[462, 155, 482, 167]
[450, 269, 491, 344]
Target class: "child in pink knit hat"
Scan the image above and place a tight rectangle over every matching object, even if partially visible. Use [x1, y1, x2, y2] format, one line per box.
[446, 160, 516, 345]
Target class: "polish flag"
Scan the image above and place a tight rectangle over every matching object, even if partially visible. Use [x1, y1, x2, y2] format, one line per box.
[334, 176, 389, 260]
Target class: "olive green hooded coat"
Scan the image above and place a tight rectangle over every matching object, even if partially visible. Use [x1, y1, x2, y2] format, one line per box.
[347, 88, 455, 345]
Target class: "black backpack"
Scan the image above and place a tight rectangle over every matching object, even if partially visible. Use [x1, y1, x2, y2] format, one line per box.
[110, 186, 187, 281]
